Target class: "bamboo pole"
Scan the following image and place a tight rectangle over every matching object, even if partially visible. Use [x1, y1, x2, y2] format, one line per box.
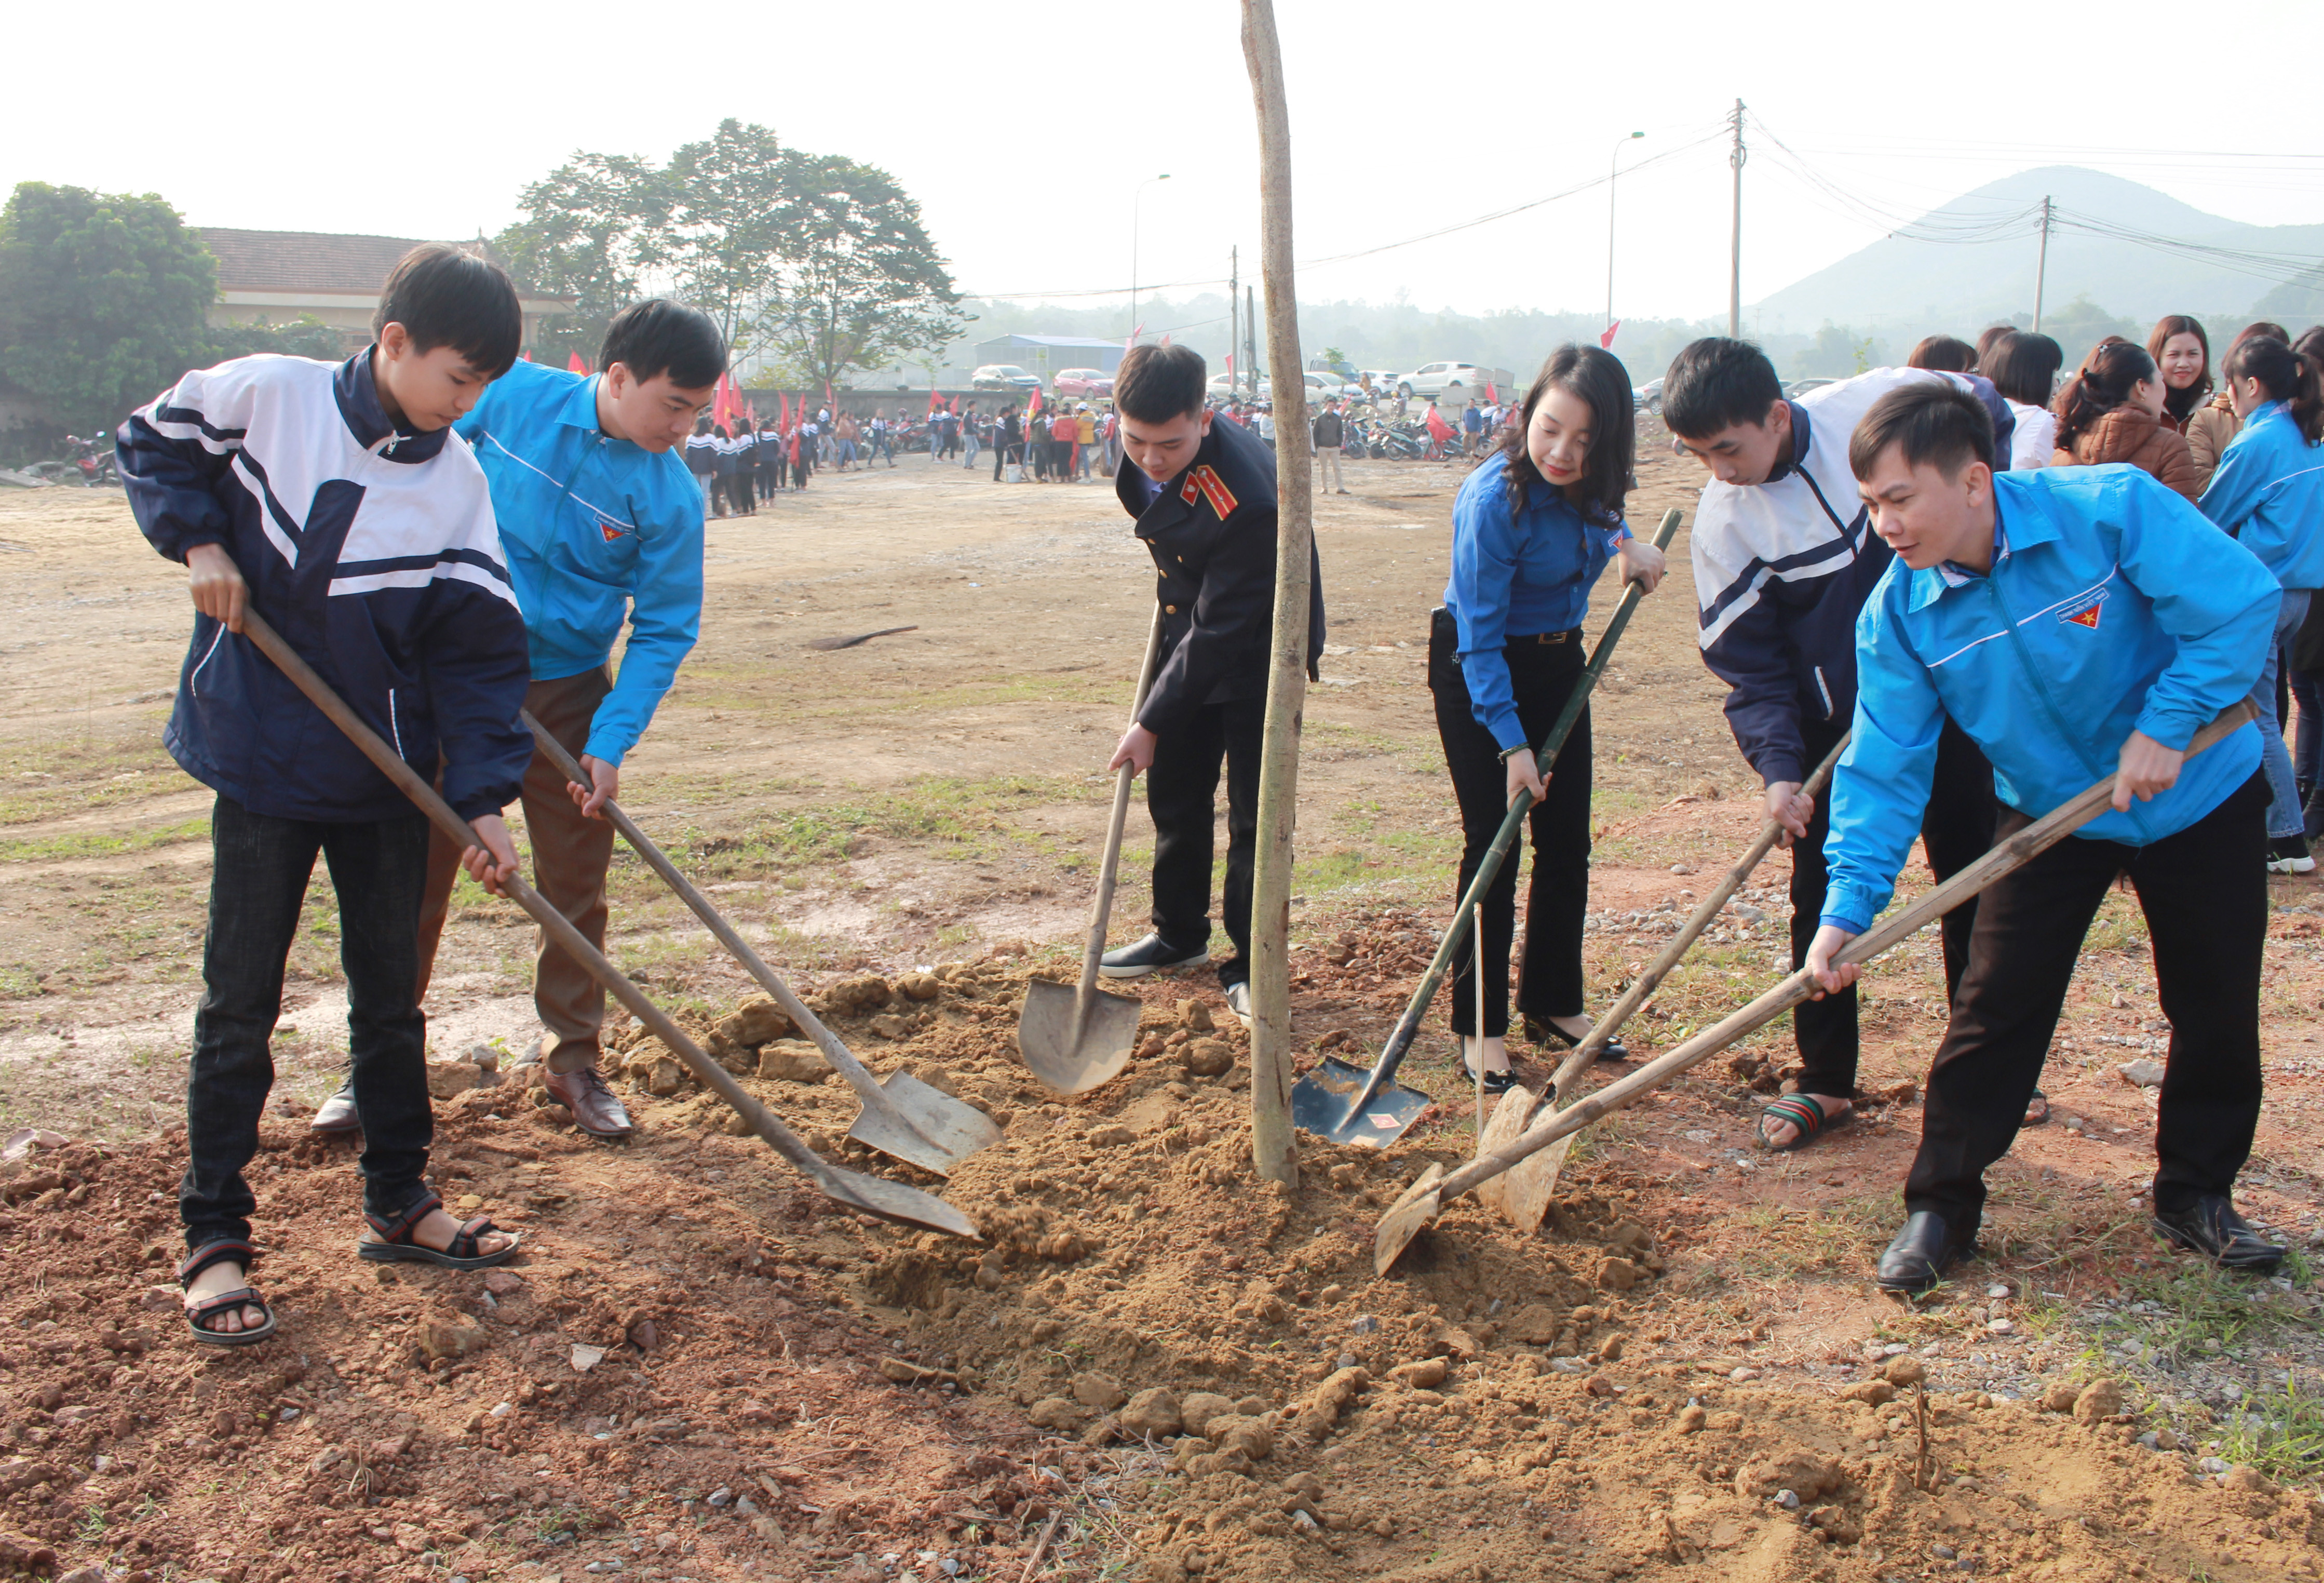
[1240, 0, 1310, 1187]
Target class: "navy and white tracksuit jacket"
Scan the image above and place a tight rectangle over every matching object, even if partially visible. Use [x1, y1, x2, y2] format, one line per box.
[1688, 367, 2016, 786]
[116, 351, 534, 825]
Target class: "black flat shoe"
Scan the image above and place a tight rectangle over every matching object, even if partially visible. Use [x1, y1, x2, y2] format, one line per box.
[1524, 1015, 1627, 1063]
[2151, 1195, 2285, 1274]
[1099, 933, 1210, 980]
[309, 1079, 360, 1134]
[1876, 1211, 1977, 1295]
[1462, 1059, 1521, 1096]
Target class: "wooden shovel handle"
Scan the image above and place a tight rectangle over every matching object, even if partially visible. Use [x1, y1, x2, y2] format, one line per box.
[234, 610, 838, 1186]
[518, 712, 911, 1129]
[1434, 701, 2257, 1205]
[1075, 604, 1168, 1010]
[1541, 732, 1850, 1103]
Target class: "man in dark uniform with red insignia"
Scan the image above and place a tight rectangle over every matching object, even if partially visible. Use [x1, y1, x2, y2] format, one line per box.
[1100, 344, 1326, 1026]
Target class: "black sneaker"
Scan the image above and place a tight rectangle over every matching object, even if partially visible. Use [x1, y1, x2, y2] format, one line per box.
[2266, 834, 2315, 875]
[2151, 1194, 2285, 1274]
[1098, 933, 1210, 979]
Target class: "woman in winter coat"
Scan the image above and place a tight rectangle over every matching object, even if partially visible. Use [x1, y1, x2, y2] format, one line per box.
[2196, 332, 2324, 873]
[2186, 321, 2291, 490]
[2148, 315, 2212, 438]
[2050, 338, 2197, 500]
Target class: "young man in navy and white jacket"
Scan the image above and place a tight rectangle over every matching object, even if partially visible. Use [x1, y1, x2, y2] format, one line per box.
[117, 245, 532, 1345]
[1666, 339, 2015, 1152]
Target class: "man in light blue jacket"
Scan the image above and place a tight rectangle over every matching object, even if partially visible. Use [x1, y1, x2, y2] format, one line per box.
[310, 301, 724, 1139]
[1802, 381, 2284, 1292]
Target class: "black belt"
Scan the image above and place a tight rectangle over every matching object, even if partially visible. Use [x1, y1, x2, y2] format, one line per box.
[1508, 628, 1577, 645]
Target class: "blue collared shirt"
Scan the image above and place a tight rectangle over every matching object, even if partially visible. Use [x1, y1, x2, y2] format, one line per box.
[1444, 451, 1630, 750]
[454, 360, 704, 765]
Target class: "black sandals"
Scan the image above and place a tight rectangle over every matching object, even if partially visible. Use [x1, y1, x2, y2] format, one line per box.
[358, 1191, 519, 1271]
[178, 1238, 278, 1348]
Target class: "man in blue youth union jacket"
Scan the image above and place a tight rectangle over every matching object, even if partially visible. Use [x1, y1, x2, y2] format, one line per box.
[1799, 381, 2283, 1294]
[310, 301, 725, 1139]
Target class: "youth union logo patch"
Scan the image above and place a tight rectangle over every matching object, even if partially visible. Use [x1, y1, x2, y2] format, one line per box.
[2059, 590, 2107, 629]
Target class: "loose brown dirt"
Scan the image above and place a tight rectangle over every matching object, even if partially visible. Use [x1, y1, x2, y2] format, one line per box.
[0, 438, 2319, 1582]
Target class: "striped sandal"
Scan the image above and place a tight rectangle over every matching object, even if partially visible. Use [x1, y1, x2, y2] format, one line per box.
[178, 1239, 278, 1348]
[357, 1191, 519, 1271]
[1758, 1093, 1852, 1153]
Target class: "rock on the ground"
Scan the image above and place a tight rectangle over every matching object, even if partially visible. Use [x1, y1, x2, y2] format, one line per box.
[1733, 1447, 1843, 1501]
[1181, 1038, 1234, 1078]
[2119, 1058, 2167, 1088]
[758, 1040, 834, 1083]
[898, 971, 942, 1001]
[426, 1061, 484, 1100]
[1177, 999, 1214, 1032]
[1071, 1371, 1126, 1411]
[1596, 1256, 1642, 1292]
[1179, 1391, 1239, 1439]
[2041, 1379, 2080, 1413]
[719, 996, 795, 1048]
[822, 975, 893, 1014]
[1881, 1356, 1926, 1388]
[1028, 1397, 1083, 1430]
[1205, 1413, 1275, 1461]
[2071, 1378, 2125, 1424]
[1838, 1379, 1897, 1405]
[1119, 1387, 1182, 1438]
[1389, 1357, 1449, 1389]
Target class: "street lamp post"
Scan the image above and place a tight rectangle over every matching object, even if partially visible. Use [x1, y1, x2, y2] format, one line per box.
[1129, 173, 1171, 341]
[1605, 131, 1644, 339]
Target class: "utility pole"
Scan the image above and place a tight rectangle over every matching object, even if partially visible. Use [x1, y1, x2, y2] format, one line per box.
[1728, 99, 1746, 339]
[1247, 286, 1259, 399]
[1606, 130, 1643, 339]
[2033, 195, 2052, 333]
[1229, 245, 1239, 392]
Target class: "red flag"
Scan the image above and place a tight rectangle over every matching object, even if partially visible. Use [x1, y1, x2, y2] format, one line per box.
[1027, 388, 1043, 421]
[568, 352, 589, 375]
[1124, 323, 1143, 355]
[1486, 381, 1498, 404]
[1600, 321, 1620, 349]
[823, 379, 834, 410]
[1425, 404, 1455, 443]
[928, 385, 942, 416]
[520, 350, 531, 362]
[778, 392, 789, 430]
[1225, 352, 1235, 375]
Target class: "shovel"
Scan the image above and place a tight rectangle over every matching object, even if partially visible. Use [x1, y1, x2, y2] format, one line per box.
[520, 713, 999, 1177]
[1371, 701, 2257, 1274]
[1291, 506, 1683, 1147]
[234, 608, 980, 1242]
[1017, 605, 1168, 1094]
[1495, 731, 1853, 1224]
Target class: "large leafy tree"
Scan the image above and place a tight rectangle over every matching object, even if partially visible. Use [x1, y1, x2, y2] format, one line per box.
[0, 183, 217, 432]
[764, 151, 964, 390]
[495, 122, 962, 388]
[496, 152, 665, 370]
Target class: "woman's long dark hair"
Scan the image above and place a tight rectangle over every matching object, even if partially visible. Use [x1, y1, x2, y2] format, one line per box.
[2052, 338, 2157, 453]
[1498, 344, 1634, 522]
[2145, 314, 2211, 423]
[2223, 333, 2324, 445]
[1983, 332, 2063, 409]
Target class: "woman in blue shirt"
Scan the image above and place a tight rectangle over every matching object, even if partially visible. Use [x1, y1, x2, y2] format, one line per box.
[2196, 332, 2324, 871]
[1430, 345, 1666, 1091]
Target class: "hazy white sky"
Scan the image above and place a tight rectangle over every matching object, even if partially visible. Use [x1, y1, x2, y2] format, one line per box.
[13, 1, 2319, 326]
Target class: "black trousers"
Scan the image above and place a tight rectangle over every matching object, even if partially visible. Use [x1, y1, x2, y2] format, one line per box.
[183, 796, 435, 1249]
[1428, 608, 1591, 1038]
[1790, 712, 1997, 1096]
[1146, 694, 1264, 988]
[1905, 773, 2267, 1227]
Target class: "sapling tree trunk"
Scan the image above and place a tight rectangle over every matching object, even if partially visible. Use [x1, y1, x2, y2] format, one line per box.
[1239, 0, 1310, 1187]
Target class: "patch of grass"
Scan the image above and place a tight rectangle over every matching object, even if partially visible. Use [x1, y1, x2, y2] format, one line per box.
[2219, 1375, 2324, 1485]
[2106, 1260, 2313, 1363]
[0, 720, 181, 825]
[0, 814, 209, 863]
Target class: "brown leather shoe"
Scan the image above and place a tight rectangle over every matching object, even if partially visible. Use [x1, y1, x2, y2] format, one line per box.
[543, 1064, 635, 1138]
[309, 1080, 360, 1134]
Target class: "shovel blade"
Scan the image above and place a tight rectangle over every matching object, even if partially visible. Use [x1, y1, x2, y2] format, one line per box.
[1016, 977, 1144, 1096]
[1291, 1055, 1433, 1147]
[1371, 1162, 1444, 1276]
[845, 1069, 1005, 1177]
[809, 1158, 984, 1239]
[1474, 1086, 1556, 1235]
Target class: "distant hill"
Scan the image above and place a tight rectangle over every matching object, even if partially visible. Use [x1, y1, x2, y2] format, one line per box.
[1752, 167, 2324, 336]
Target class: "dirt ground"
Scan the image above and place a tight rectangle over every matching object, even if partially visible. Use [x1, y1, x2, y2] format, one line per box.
[0, 435, 2319, 1583]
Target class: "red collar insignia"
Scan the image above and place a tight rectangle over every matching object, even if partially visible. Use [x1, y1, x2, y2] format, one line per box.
[1179, 464, 1237, 520]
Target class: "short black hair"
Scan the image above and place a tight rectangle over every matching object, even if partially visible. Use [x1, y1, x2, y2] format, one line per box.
[1848, 380, 1995, 482]
[1981, 331, 2063, 408]
[1662, 337, 1782, 439]
[1114, 343, 1208, 423]
[1908, 334, 1977, 373]
[374, 244, 522, 378]
[599, 300, 726, 391]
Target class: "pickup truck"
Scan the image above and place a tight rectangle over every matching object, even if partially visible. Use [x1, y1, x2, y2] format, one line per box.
[1393, 361, 1516, 405]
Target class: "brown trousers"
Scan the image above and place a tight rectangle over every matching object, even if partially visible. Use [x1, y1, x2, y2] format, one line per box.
[416, 668, 616, 1074]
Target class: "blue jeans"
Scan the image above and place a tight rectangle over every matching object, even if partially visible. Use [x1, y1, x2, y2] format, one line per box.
[183, 796, 436, 1249]
[2249, 589, 2311, 840]
[963, 432, 981, 467]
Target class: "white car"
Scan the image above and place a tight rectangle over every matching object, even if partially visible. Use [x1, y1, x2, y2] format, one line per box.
[1301, 370, 1363, 402]
[1395, 361, 1509, 404]
[1207, 372, 1272, 401]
